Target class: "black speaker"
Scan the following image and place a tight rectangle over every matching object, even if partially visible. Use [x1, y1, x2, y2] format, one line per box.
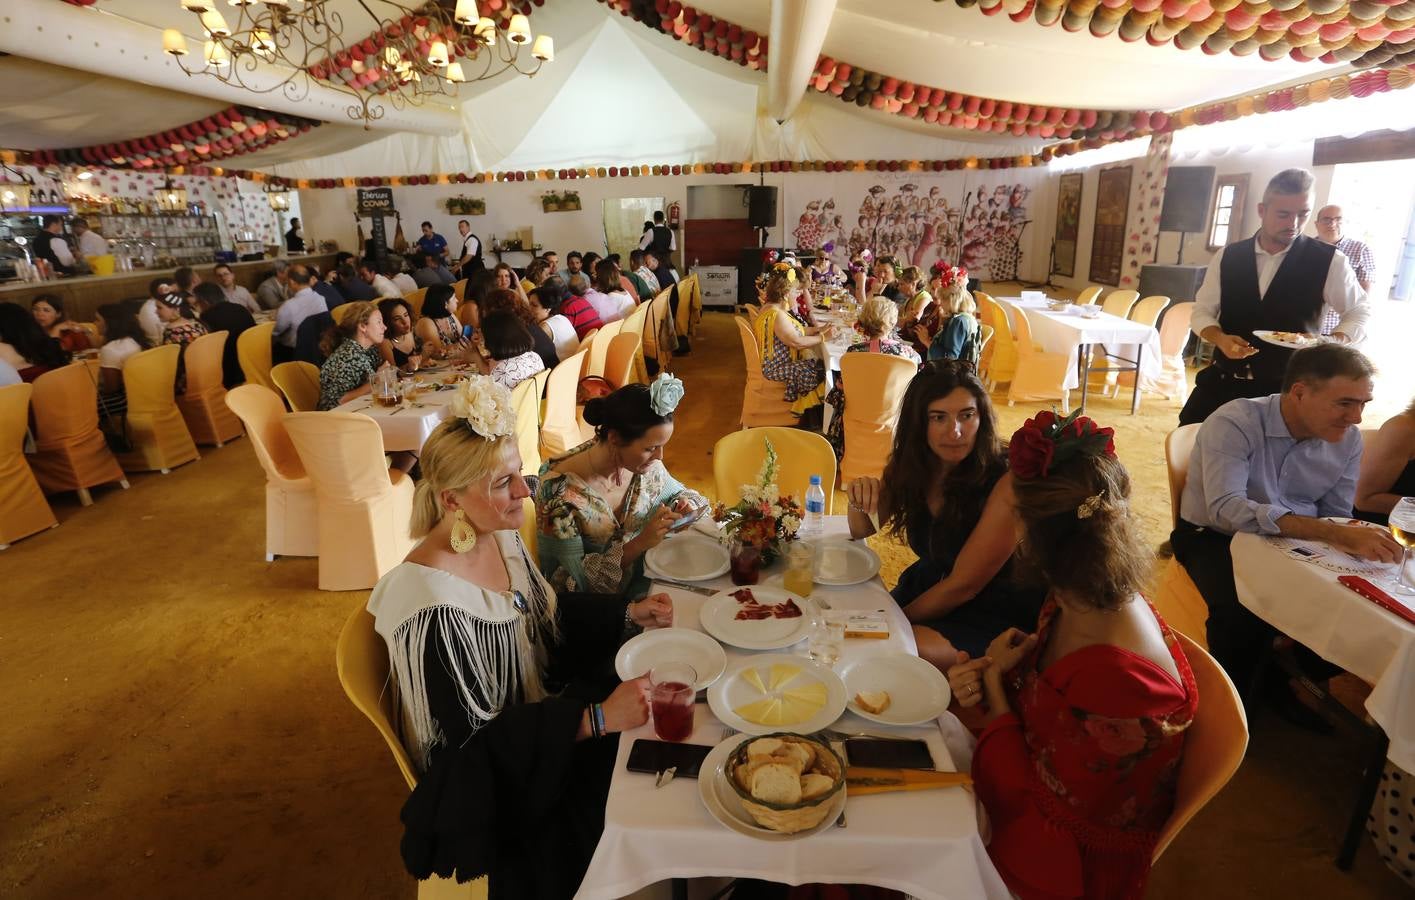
[748, 186, 778, 229]
[1139, 264, 1208, 302]
[1159, 167, 1216, 233]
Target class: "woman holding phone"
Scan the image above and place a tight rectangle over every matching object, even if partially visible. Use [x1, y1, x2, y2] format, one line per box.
[414, 283, 468, 359]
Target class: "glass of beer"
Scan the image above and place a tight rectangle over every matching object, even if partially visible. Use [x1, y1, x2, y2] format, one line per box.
[1389, 498, 1415, 595]
[372, 367, 402, 408]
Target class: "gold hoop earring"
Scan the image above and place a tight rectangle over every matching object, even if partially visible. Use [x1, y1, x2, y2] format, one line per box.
[450, 508, 477, 553]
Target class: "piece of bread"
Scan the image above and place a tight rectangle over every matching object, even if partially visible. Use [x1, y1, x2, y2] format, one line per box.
[778, 741, 815, 772]
[800, 773, 835, 801]
[749, 763, 804, 805]
[855, 690, 892, 715]
[746, 737, 785, 759]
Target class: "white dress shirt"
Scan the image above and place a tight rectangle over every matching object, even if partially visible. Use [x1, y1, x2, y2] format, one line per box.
[1192, 237, 1369, 344]
[639, 228, 677, 251]
[221, 284, 262, 314]
[370, 273, 402, 299]
[391, 272, 418, 294]
[138, 299, 165, 346]
[77, 230, 110, 258]
[273, 286, 328, 348]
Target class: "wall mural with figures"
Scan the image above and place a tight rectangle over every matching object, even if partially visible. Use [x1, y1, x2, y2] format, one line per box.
[783, 169, 1049, 281]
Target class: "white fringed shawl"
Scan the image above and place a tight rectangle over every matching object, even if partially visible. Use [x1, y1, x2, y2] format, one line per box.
[367, 530, 559, 772]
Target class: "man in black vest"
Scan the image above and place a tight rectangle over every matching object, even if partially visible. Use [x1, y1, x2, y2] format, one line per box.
[32, 215, 76, 276]
[1180, 168, 1368, 425]
[453, 219, 484, 276]
[639, 210, 675, 259]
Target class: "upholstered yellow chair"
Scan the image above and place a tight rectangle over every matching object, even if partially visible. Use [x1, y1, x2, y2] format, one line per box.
[329, 302, 358, 326]
[336, 605, 489, 900]
[974, 292, 1017, 389]
[510, 368, 549, 477]
[1152, 424, 1210, 647]
[1100, 289, 1141, 320]
[177, 331, 245, 447]
[582, 320, 625, 379]
[1109, 296, 1171, 396]
[1074, 285, 1103, 306]
[271, 361, 321, 412]
[237, 322, 277, 391]
[838, 353, 915, 483]
[284, 412, 417, 591]
[620, 300, 652, 384]
[225, 385, 318, 561]
[675, 273, 701, 340]
[975, 323, 996, 385]
[1152, 631, 1248, 861]
[1166, 424, 1201, 531]
[605, 332, 642, 390]
[1155, 302, 1195, 403]
[115, 344, 200, 474]
[0, 383, 59, 549]
[1006, 308, 1071, 412]
[741, 302, 761, 319]
[520, 496, 538, 559]
[451, 279, 467, 304]
[714, 427, 836, 512]
[29, 363, 129, 506]
[540, 349, 592, 460]
[643, 287, 677, 372]
[403, 287, 429, 318]
[734, 317, 797, 428]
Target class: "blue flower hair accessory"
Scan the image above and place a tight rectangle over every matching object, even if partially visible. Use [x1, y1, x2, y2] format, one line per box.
[649, 373, 685, 416]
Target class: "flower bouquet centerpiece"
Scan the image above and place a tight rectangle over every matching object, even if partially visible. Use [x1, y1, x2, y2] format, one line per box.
[711, 438, 803, 584]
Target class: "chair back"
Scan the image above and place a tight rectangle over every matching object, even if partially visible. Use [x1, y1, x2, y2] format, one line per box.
[402, 287, 428, 318]
[452, 279, 467, 303]
[284, 411, 396, 502]
[329, 303, 358, 326]
[0, 382, 58, 542]
[1158, 302, 1195, 358]
[1100, 289, 1141, 319]
[237, 322, 277, 391]
[271, 361, 321, 412]
[1075, 285, 1103, 306]
[124, 344, 182, 413]
[839, 354, 916, 482]
[540, 349, 590, 458]
[713, 427, 837, 512]
[181, 330, 228, 396]
[0, 382, 33, 451]
[976, 323, 996, 374]
[975, 294, 1018, 380]
[1165, 424, 1201, 529]
[1012, 307, 1041, 357]
[644, 287, 675, 369]
[733, 316, 797, 427]
[520, 496, 538, 560]
[1153, 631, 1248, 861]
[336, 606, 419, 790]
[1130, 296, 1169, 329]
[584, 319, 625, 378]
[741, 302, 761, 318]
[226, 384, 307, 481]
[605, 332, 642, 389]
[510, 368, 549, 476]
[30, 363, 100, 443]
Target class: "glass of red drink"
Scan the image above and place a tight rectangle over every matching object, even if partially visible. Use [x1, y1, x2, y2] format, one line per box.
[649, 663, 698, 742]
[729, 539, 762, 585]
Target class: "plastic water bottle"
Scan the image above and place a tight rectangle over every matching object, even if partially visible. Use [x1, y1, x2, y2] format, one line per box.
[802, 475, 826, 540]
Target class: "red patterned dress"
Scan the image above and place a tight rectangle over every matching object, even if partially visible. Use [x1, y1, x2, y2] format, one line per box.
[973, 597, 1197, 900]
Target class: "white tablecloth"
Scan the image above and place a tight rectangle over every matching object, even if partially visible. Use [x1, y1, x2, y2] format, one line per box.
[333, 380, 457, 452]
[576, 517, 1009, 900]
[995, 297, 1161, 392]
[1232, 532, 1415, 771]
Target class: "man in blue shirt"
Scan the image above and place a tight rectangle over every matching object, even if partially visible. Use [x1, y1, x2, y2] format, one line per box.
[1174, 344, 1400, 722]
[416, 221, 448, 262]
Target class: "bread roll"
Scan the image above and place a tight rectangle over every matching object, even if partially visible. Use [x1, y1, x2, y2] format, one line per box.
[779, 741, 815, 772]
[750, 763, 803, 805]
[800, 773, 835, 801]
[855, 690, 892, 714]
[747, 737, 785, 759]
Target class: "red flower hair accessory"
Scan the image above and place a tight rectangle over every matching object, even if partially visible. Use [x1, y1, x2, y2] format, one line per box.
[930, 260, 968, 287]
[1008, 409, 1116, 480]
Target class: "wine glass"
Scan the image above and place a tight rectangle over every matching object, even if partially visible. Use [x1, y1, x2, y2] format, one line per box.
[1388, 498, 1415, 595]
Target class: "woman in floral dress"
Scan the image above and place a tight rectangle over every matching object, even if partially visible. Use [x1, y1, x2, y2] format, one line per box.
[753, 267, 834, 420]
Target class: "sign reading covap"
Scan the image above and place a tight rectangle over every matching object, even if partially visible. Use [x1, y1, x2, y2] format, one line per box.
[357, 187, 395, 215]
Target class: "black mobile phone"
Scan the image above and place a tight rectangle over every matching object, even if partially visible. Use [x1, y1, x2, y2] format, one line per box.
[625, 739, 714, 779]
[843, 737, 935, 770]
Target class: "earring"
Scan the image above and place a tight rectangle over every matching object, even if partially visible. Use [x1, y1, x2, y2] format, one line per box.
[450, 508, 477, 553]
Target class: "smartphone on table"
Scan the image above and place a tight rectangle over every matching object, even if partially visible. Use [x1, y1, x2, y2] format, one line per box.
[625, 739, 714, 779]
[843, 737, 935, 770]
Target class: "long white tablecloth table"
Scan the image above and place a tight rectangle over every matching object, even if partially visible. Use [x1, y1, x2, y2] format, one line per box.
[576, 517, 1010, 900]
[333, 376, 460, 452]
[994, 297, 1161, 414]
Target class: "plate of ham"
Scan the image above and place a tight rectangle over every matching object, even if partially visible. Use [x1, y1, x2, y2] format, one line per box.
[699, 587, 820, 650]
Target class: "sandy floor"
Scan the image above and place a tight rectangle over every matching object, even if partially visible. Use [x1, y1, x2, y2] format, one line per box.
[3, 292, 1409, 898]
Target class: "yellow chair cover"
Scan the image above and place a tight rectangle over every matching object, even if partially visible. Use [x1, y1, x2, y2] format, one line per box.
[1152, 424, 1209, 646]
[116, 344, 200, 474]
[510, 368, 549, 477]
[519, 496, 538, 560]
[1099, 289, 1141, 320]
[839, 353, 916, 483]
[675, 273, 702, 340]
[620, 300, 652, 384]
[583, 319, 625, 379]
[1165, 424, 1201, 530]
[1112, 296, 1171, 394]
[733, 317, 797, 428]
[0, 383, 58, 547]
[403, 287, 429, 318]
[976, 323, 996, 386]
[975, 293, 1018, 387]
[643, 288, 677, 373]
[752, 306, 826, 416]
[237, 322, 277, 392]
[271, 361, 321, 412]
[1074, 285, 1104, 306]
[540, 349, 592, 459]
[225, 384, 319, 561]
[606, 332, 642, 389]
[713, 427, 837, 512]
[452, 279, 467, 304]
[329, 302, 358, 326]
[283, 411, 417, 591]
[1154, 302, 1195, 402]
[29, 362, 128, 504]
[1006, 309, 1071, 411]
[177, 331, 245, 447]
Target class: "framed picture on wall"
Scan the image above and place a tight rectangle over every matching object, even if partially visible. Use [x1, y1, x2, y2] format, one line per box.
[1089, 166, 1131, 286]
[1053, 173, 1083, 278]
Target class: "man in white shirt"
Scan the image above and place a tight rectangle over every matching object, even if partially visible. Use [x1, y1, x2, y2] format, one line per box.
[212, 262, 262, 313]
[139, 278, 174, 346]
[273, 264, 326, 350]
[389, 262, 418, 295]
[1181, 168, 1368, 425]
[359, 259, 402, 299]
[453, 220, 484, 276]
[70, 217, 110, 261]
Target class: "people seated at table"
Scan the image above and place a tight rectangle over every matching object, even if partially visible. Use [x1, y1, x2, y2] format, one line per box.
[479, 311, 547, 392]
[1355, 398, 1415, 526]
[856, 257, 902, 304]
[846, 361, 1045, 670]
[1173, 344, 1400, 724]
[377, 298, 423, 374]
[212, 263, 262, 314]
[388, 259, 418, 295]
[558, 276, 605, 340]
[413, 251, 456, 288]
[256, 259, 291, 311]
[754, 266, 831, 425]
[531, 283, 581, 360]
[138, 277, 173, 346]
[334, 262, 377, 302]
[623, 251, 653, 301]
[309, 264, 345, 312]
[370, 382, 671, 896]
[490, 262, 519, 296]
[482, 288, 558, 370]
[607, 254, 641, 304]
[825, 296, 921, 457]
[648, 249, 678, 288]
[356, 259, 401, 300]
[0, 301, 69, 383]
[192, 282, 256, 388]
[414, 284, 467, 360]
[896, 266, 932, 323]
[155, 292, 209, 347]
[459, 268, 496, 331]
[585, 261, 636, 324]
[522, 258, 551, 294]
[537, 375, 706, 597]
[30, 294, 93, 353]
[580, 253, 603, 288]
[635, 251, 661, 294]
[273, 264, 327, 358]
[948, 410, 1196, 900]
[810, 248, 840, 284]
[790, 264, 819, 326]
[561, 250, 588, 285]
[317, 301, 387, 411]
[95, 301, 149, 413]
[910, 268, 980, 365]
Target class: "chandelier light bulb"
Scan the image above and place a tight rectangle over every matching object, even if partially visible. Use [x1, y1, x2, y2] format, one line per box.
[474, 17, 496, 44]
[162, 28, 190, 56]
[453, 0, 477, 26]
[384, 46, 401, 67]
[508, 14, 531, 44]
[199, 9, 232, 37]
[446, 62, 466, 83]
[427, 40, 449, 67]
[204, 39, 230, 67]
[181, 0, 215, 12]
[250, 29, 276, 59]
[531, 34, 553, 61]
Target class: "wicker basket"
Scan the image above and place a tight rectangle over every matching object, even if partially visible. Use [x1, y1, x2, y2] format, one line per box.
[725, 734, 845, 834]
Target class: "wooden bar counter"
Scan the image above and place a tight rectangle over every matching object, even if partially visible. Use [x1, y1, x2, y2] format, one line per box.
[0, 253, 337, 323]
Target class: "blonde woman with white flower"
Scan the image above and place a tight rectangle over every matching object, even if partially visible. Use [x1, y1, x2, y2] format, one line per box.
[537, 373, 708, 598]
[368, 374, 673, 896]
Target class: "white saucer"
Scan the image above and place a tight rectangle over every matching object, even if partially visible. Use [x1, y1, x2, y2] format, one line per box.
[615, 628, 726, 691]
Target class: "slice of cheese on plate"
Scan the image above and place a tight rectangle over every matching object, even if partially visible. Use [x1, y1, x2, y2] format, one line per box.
[735, 697, 784, 725]
[769, 663, 802, 691]
[740, 668, 767, 694]
[779, 695, 825, 724]
[782, 682, 828, 705]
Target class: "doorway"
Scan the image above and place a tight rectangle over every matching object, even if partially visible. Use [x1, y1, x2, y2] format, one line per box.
[603, 197, 665, 265]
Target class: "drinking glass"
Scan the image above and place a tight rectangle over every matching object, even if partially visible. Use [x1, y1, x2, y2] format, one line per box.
[807, 612, 845, 667]
[1388, 498, 1415, 595]
[649, 663, 697, 742]
[783, 542, 815, 597]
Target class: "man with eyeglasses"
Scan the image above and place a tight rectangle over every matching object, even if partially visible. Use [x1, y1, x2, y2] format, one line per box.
[1314, 205, 1375, 336]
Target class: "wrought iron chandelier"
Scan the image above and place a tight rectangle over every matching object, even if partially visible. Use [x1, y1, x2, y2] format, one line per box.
[161, 1, 554, 128]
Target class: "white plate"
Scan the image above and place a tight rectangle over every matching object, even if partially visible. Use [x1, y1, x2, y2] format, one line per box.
[707, 652, 847, 736]
[699, 587, 818, 650]
[1252, 329, 1323, 350]
[644, 533, 731, 582]
[697, 735, 846, 840]
[811, 538, 881, 586]
[614, 628, 726, 691]
[839, 653, 953, 726]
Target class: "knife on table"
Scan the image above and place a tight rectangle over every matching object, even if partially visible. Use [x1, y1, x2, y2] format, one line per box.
[651, 578, 719, 596]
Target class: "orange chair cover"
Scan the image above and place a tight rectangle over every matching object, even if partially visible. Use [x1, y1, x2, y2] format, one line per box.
[225, 385, 319, 560]
[271, 361, 321, 412]
[605, 332, 642, 390]
[452, 279, 467, 304]
[713, 427, 837, 512]
[511, 369, 549, 477]
[839, 353, 916, 483]
[28, 363, 127, 497]
[1006, 308, 1072, 410]
[402, 287, 428, 318]
[734, 317, 797, 428]
[283, 411, 416, 591]
[0, 383, 58, 546]
[177, 331, 245, 447]
[540, 349, 592, 459]
[237, 322, 277, 392]
[115, 344, 200, 473]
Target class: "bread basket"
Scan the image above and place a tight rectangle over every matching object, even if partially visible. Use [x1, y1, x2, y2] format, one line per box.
[724, 733, 845, 834]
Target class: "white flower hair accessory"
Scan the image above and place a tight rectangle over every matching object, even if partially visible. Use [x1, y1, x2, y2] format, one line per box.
[648, 373, 685, 417]
[448, 374, 515, 439]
